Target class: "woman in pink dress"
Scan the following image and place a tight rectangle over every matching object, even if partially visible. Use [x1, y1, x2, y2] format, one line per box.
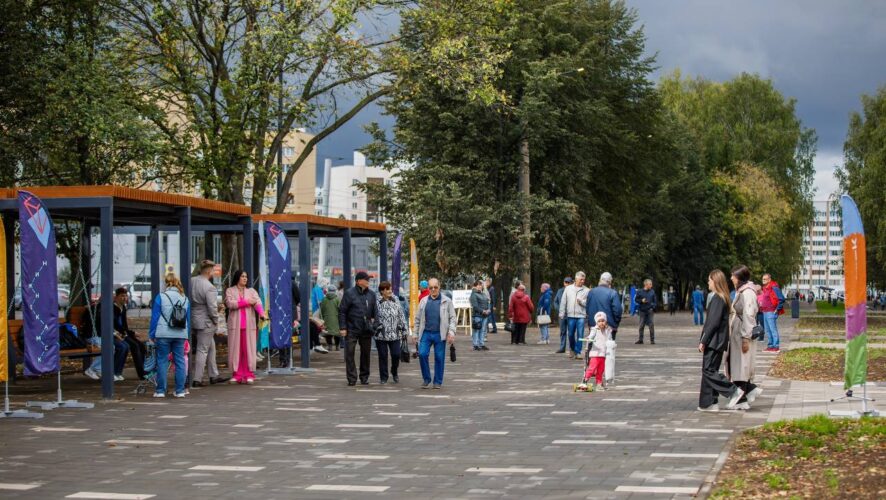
[225, 270, 267, 384]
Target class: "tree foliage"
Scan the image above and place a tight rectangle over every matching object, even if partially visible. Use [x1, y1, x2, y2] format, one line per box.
[838, 86, 886, 288]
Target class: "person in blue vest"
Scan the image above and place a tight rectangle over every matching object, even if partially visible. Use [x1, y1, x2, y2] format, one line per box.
[586, 272, 622, 340]
[692, 285, 706, 326]
[413, 278, 456, 389]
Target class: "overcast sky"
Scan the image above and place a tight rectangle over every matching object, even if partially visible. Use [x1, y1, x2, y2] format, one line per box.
[317, 1, 886, 200]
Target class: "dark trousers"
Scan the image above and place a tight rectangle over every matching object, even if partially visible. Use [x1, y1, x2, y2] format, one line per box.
[638, 310, 655, 341]
[489, 310, 498, 332]
[344, 334, 372, 384]
[735, 380, 757, 404]
[558, 318, 568, 351]
[511, 323, 527, 344]
[323, 334, 342, 348]
[123, 332, 147, 379]
[376, 339, 401, 382]
[699, 348, 737, 407]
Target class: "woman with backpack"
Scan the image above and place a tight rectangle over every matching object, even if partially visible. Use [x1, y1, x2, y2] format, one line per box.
[149, 274, 190, 398]
[225, 270, 268, 385]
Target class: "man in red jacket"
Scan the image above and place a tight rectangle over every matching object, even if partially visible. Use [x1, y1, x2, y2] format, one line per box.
[508, 284, 535, 345]
[760, 274, 785, 352]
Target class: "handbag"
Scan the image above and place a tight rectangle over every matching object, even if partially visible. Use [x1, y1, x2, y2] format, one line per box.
[449, 344, 456, 362]
[504, 321, 515, 333]
[536, 314, 551, 325]
[471, 316, 483, 331]
[400, 338, 411, 363]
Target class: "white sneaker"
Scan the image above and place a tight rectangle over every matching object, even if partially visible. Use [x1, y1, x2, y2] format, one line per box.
[536, 340, 546, 345]
[114, 375, 124, 382]
[314, 345, 329, 354]
[726, 388, 745, 409]
[174, 392, 186, 398]
[84, 368, 100, 380]
[152, 392, 165, 398]
[697, 404, 719, 412]
[256, 351, 265, 361]
[733, 402, 750, 410]
[746, 387, 763, 403]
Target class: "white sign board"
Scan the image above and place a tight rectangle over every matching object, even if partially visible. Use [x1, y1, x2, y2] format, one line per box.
[452, 289, 473, 309]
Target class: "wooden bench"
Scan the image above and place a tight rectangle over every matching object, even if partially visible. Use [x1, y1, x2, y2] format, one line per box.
[7, 306, 102, 374]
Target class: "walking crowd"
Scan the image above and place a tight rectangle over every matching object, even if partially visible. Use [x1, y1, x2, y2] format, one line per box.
[82, 254, 791, 415]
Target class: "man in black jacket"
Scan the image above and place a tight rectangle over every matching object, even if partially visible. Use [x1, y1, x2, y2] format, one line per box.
[338, 272, 378, 386]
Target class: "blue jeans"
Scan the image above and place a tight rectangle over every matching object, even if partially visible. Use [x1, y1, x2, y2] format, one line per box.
[566, 317, 585, 354]
[558, 318, 568, 351]
[88, 337, 129, 376]
[472, 315, 489, 347]
[539, 323, 550, 341]
[763, 312, 780, 348]
[488, 310, 497, 332]
[693, 307, 704, 325]
[155, 337, 187, 395]
[419, 331, 446, 385]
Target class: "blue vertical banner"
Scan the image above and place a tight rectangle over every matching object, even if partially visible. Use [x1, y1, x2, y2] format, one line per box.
[257, 221, 269, 351]
[391, 232, 403, 296]
[17, 191, 60, 375]
[265, 222, 293, 349]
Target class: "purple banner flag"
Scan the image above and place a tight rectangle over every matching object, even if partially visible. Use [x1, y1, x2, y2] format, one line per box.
[17, 191, 60, 375]
[391, 233, 403, 297]
[265, 222, 293, 349]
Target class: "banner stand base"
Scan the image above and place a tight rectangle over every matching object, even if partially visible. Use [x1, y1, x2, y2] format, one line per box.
[1, 409, 44, 419]
[829, 387, 879, 417]
[265, 348, 297, 376]
[26, 400, 58, 411]
[56, 400, 94, 409]
[294, 367, 315, 373]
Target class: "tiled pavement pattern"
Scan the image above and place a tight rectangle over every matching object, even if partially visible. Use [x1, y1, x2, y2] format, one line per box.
[0, 313, 790, 499]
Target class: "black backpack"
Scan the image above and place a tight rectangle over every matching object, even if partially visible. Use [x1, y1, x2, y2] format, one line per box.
[161, 292, 188, 329]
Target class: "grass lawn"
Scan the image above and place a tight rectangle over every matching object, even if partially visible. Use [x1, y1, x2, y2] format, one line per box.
[816, 300, 845, 314]
[712, 415, 886, 498]
[769, 347, 886, 381]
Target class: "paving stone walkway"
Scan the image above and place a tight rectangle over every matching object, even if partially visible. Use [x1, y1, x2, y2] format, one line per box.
[1, 313, 786, 499]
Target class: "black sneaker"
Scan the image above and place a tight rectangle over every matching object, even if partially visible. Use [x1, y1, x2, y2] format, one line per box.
[209, 376, 230, 385]
[650, 340, 656, 344]
[635, 340, 644, 344]
[392, 375, 399, 384]
[348, 381, 356, 386]
[480, 346, 489, 351]
[473, 346, 480, 351]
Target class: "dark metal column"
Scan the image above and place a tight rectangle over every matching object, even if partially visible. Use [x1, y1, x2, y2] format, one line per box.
[4, 214, 15, 381]
[240, 217, 253, 286]
[99, 204, 114, 399]
[177, 207, 192, 298]
[379, 231, 388, 283]
[150, 226, 160, 300]
[342, 228, 352, 288]
[203, 231, 213, 261]
[297, 223, 311, 368]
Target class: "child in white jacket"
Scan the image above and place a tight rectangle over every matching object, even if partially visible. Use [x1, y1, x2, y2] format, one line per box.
[578, 312, 612, 391]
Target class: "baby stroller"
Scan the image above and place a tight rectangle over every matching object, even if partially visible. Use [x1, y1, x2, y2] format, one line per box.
[135, 340, 190, 396]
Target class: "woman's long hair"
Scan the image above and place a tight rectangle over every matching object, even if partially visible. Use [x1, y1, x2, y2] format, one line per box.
[709, 269, 731, 308]
[165, 273, 184, 294]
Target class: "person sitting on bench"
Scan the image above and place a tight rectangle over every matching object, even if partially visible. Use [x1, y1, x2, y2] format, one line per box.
[84, 288, 134, 382]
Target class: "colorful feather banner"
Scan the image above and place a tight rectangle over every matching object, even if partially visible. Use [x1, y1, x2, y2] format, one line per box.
[841, 195, 867, 390]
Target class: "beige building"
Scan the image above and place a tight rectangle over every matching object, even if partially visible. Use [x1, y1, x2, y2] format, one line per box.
[250, 128, 317, 214]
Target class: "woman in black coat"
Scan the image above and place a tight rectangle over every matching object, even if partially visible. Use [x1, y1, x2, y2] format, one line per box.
[697, 270, 744, 412]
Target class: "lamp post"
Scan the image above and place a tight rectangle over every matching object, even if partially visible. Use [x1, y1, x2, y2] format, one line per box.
[516, 67, 584, 292]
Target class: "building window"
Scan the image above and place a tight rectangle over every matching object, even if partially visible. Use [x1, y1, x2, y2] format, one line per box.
[316, 197, 322, 205]
[316, 210, 323, 215]
[135, 235, 149, 264]
[352, 178, 359, 186]
[351, 214, 358, 220]
[352, 202, 358, 209]
[352, 190, 357, 197]
[283, 147, 294, 157]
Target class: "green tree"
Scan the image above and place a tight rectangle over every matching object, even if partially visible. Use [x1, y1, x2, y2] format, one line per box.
[659, 71, 817, 284]
[366, 0, 686, 291]
[838, 86, 886, 288]
[112, 0, 508, 213]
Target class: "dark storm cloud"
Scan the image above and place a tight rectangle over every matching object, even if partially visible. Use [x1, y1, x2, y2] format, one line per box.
[318, 1, 886, 195]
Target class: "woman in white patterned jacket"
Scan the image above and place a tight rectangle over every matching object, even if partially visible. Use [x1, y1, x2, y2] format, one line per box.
[374, 281, 408, 384]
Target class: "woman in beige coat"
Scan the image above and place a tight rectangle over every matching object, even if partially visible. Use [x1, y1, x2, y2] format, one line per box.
[225, 270, 267, 384]
[727, 265, 762, 410]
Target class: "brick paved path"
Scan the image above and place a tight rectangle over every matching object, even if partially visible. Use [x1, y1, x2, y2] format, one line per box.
[0, 312, 782, 499]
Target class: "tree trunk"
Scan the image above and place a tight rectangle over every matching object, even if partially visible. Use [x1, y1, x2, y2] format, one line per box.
[519, 134, 531, 292]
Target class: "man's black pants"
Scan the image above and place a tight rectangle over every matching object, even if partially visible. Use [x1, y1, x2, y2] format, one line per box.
[123, 332, 147, 379]
[344, 334, 372, 384]
[699, 348, 736, 408]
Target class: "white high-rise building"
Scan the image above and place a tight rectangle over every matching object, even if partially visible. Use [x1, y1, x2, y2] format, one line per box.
[314, 151, 401, 223]
[788, 199, 844, 297]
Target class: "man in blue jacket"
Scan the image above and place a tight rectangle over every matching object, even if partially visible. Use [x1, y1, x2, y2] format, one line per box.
[635, 279, 657, 344]
[586, 272, 622, 340]
[692, 285, 705, 326]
